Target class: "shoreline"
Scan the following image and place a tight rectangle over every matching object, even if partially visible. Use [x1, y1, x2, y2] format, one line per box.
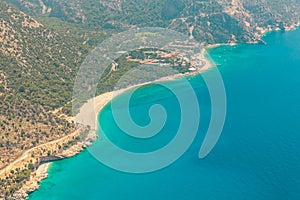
[1, 128, 86, 200]
[75, 48, 214, 134]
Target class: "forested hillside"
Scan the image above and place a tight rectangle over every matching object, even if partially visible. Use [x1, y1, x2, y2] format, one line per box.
[5, 0, 300, 44]
[0, 2, 84, 196]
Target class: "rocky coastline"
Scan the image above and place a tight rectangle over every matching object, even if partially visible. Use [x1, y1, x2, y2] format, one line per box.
[0, 129, 98, 200]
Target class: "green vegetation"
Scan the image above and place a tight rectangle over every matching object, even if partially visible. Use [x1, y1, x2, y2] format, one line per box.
[34, 15, 110, 48]
[4, 0, 300, 44]
[0, 168, 31, 195]
[0, 1, 88, 111]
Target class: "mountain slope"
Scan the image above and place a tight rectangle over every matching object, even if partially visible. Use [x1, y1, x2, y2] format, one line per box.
[0, 1, 86, 197]
[0, 1, 89, 110]
[5, 0, 300, 44]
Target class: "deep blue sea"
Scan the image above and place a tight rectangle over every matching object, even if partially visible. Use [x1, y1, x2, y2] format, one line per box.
[29, 29, 300, 200]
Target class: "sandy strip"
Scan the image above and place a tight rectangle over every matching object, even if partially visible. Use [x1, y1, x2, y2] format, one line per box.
[75, 50, 214, 132]
[74, 74, 183, 131]
[93, 49, 213, 114]
[93, 74, 183, 114]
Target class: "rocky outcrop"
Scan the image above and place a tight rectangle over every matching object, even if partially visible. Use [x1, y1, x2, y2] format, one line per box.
[39, 156, 63, 164]
[11, 129, 98, 200]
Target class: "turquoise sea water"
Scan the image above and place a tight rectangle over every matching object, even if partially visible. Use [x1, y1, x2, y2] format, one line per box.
[29, 29, 300, 200]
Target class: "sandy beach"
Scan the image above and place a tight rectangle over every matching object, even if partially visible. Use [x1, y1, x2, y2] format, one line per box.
[94, 50, 213, 114]
[75, 49, 214, 133]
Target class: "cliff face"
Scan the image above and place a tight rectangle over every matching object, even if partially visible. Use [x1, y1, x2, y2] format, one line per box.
[4, 0, 300, 44]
